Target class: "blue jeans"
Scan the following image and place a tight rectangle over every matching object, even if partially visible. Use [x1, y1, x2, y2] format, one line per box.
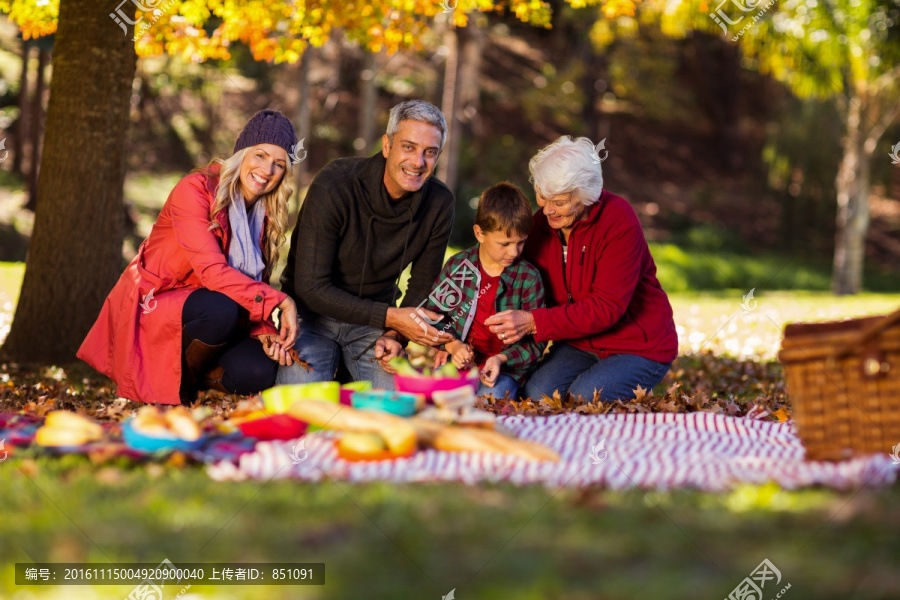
[476, 374, 518, 400]
[276, 313, 395, 390]
[523, 343, 671, 402]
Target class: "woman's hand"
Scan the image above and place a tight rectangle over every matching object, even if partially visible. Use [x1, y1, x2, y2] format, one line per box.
[375, 335, 405, 374]
[479, 354, 506, 388]
[260, 335, 294, 366]
[484, 310, 536, 345]
[446, 340, 474, 370]
[276, 296, 298, 349]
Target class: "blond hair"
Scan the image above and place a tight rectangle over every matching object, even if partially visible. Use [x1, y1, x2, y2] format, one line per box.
[204, 147, 293, 282]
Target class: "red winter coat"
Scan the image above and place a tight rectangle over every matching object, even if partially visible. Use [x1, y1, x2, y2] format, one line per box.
[77, 165, 286, 405]
[524, 190, 678, 363]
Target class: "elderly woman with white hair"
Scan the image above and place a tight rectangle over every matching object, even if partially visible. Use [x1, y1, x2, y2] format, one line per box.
[485, 136, 678, 401]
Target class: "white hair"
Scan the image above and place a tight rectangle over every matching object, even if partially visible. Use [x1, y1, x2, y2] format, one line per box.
[528, 136, 604, 206]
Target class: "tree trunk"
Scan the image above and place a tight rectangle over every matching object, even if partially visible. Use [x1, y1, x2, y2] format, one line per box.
[357, 51, 377, 157]
[831, 94, 870, 295]
[437, 23, 483, 193]
[294, 48, 313, 188]
[12, 40, 29, 177]
[437, 24, 458, 190]
[24, 48, 49, 212]
[1, 0, 136, 363]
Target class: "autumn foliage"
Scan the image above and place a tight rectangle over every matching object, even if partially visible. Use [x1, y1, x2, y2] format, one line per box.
[1, 0, 639, 63]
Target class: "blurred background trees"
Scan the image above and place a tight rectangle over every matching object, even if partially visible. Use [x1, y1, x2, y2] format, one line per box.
[0, 0, 897, 362]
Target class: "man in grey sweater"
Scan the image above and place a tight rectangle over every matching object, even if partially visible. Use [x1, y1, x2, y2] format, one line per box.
[275, 100, 455, 388]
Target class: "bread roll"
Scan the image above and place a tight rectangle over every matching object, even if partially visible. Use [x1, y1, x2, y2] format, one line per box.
[163, 407, 202, 441]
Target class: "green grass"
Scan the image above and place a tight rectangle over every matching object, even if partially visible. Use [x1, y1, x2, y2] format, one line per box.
[1, 453, 899, 599]
[650, 243, 900, 293]
[0, 261, 23, 308]
[2, 178, 900, 598]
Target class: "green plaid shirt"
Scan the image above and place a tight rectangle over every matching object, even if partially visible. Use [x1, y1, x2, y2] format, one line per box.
[421, 245, 545, 384]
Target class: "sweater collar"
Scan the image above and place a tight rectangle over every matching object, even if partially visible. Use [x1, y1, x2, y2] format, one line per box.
[358, 152, 426, 222]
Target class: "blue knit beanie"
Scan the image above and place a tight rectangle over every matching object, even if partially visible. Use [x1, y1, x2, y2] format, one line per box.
[233, 110, 298, 158]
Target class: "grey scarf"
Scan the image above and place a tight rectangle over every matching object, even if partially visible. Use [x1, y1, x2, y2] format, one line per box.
[227, 195, 267, 281]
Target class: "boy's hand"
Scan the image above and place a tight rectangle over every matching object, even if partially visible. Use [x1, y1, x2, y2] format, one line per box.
[479, 355, 506, 387]
[375, 335, 405, 374]
[433, 350, 450, 370]
[446, 340, 474, 370]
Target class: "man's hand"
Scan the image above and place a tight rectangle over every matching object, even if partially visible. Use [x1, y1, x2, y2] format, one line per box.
[484, 310, 536, 346]
[479, 354, 506, 387]
[260, 335, 295, 366]
[446, 340, 474, 370]
[385, 306, 454, 346]
[375, 335, 405, 374]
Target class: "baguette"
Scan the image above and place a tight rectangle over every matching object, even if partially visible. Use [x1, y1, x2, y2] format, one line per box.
[409, 418, 559, 462]
[288, 400, 417, 456]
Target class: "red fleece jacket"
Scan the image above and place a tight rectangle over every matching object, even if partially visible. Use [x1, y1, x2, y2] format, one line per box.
[524, 190, 678, 363]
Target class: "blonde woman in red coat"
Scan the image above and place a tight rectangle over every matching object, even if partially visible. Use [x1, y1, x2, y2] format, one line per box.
[78, 110, 299, 405]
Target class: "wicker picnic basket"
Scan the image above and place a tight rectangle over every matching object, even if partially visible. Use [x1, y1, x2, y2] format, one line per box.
[778, 308, 900, 461]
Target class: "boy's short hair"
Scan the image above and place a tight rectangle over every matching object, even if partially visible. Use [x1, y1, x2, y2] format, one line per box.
[475, 182, 533, 237]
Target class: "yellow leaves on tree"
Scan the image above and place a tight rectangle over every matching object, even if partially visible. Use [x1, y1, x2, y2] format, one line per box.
[0, 0, 58, 39]
[0, 0, 638, 64]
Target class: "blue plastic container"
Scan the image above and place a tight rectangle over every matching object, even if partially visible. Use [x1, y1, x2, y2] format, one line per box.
[121, 418, 205, 453]
[350, 390, 419, 417]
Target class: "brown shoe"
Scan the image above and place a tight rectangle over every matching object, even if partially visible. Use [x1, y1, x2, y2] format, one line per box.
[180, 339, 227, 405]
[201, 365, 229, 394]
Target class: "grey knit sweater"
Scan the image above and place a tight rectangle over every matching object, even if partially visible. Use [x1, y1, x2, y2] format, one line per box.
[281, 152, 454, 328]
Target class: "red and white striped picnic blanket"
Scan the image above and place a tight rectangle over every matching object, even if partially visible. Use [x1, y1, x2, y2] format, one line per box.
[207, 413, 899, 490]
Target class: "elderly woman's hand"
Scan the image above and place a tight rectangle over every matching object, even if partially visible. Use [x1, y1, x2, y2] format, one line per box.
[484, 310, 536, 346]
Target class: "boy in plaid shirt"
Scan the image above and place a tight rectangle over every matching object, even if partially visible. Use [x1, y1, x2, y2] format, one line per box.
[427, 182, 545, 398]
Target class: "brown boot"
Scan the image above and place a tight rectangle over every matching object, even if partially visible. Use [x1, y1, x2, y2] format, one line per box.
[201, 365, 229, 394]
[180, 339, 227, 406]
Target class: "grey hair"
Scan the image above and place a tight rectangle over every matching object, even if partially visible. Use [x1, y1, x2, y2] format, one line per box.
[528, 136, 604, 206]
[385, 99, 448, 151]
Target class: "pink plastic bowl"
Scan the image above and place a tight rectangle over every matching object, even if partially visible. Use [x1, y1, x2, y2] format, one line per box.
[393, 373, 479, 399]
